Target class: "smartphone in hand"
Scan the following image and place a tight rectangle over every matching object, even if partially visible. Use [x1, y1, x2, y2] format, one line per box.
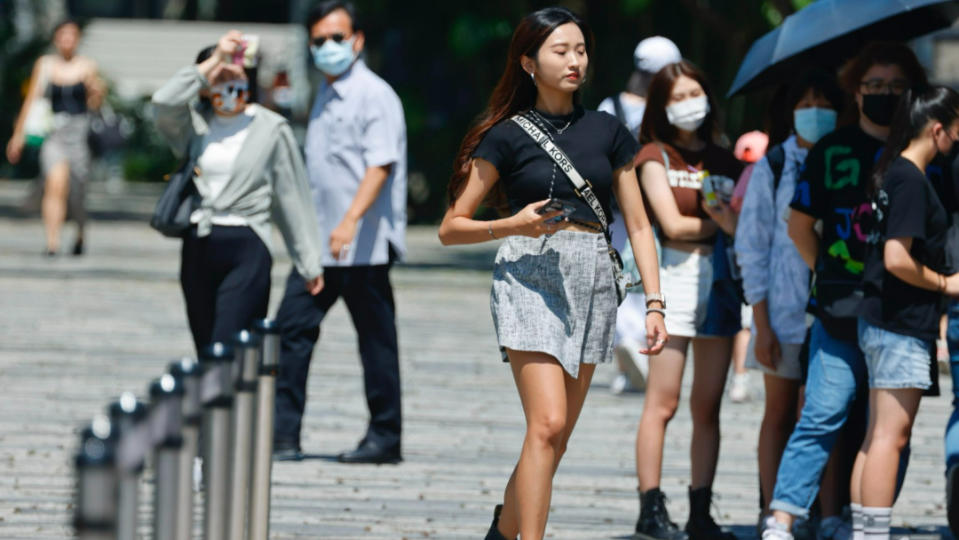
[536, 198, 565, 215]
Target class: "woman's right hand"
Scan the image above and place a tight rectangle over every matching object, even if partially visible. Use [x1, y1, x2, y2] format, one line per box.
[508, 199, 569, 238]
[753, 322, 781, 370]
[6, 134, 24, 165]
[215, 30, 244, 63]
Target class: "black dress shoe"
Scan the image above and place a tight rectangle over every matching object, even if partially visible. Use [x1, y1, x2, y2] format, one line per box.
[72, 238, 84, 256]
[273, 442, 304, 462]
[337, 439, 402, 464]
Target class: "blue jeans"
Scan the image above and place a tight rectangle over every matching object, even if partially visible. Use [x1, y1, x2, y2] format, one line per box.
[770, 319, 867, 518]
[945, 301, 959, 470]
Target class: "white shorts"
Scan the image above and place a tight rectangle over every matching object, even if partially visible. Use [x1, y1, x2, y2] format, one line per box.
[659, 246, 712, 338]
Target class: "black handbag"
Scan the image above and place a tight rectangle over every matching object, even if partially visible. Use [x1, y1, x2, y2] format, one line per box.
[150, 153, 199, 238]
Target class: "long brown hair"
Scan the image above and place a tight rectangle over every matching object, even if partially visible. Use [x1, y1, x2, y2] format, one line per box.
[446, 7, 594, 210]
[638, 60, 720, 146]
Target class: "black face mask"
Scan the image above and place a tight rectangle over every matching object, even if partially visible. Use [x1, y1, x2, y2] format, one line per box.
[861, 93, 900, 127]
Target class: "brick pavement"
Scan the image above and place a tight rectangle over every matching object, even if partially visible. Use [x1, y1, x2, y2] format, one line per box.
[0, 193, 953, 538]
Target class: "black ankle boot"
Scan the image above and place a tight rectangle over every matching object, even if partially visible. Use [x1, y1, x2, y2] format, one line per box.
[485, 504, 515, 540]
[685, 486, 736, 540]
[635, 487, 688, 540]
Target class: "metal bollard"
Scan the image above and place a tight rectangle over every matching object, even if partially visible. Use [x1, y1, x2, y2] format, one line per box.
[200, 342, 235, 540]
[228, 330, 261, 540]
[75, 415, 117, 540]
[150, 374, 185, 540]
[109, 393, 149, 540]
[170, 357, 201, 540]
[249, 319, 280, 540]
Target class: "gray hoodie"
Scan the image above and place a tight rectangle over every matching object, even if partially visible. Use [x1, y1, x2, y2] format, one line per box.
[152, 66, 323, 279]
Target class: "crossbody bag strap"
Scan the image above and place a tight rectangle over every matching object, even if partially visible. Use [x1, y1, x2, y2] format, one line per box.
[509, 114, 610, 234]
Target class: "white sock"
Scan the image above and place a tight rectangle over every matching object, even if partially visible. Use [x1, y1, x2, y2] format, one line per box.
[861, 506, 891, 540]
[850, 502, 863, 540]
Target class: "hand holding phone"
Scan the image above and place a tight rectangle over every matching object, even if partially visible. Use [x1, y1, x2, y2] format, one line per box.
[536, 198, 565, 215]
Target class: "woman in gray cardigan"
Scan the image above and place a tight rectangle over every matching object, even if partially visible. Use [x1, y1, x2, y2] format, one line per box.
[152, 30, 324, 352]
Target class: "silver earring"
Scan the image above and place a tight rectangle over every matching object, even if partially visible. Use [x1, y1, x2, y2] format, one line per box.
[529, 71, 535, 82]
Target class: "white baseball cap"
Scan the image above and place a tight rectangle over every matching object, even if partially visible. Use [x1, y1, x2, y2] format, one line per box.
[633, 36, 682, 74]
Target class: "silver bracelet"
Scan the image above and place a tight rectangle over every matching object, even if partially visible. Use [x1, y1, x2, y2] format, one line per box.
[646, 307, 666, 317]
[488, 222, 497, 239]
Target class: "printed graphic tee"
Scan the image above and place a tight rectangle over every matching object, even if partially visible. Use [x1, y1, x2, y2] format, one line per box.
[635, 142, 743, 244]
[790, 124, 883, 340]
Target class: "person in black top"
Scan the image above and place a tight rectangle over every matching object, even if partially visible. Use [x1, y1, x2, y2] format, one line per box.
[764, 42, 928, 540]
[6, 20, 104, 256]
[438, 8, 665, 540]
[854, 86, 959, 540]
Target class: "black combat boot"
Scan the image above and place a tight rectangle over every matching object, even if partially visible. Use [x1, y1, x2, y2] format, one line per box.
[484, 504, 515, 540]
[685, 486, 737, 540]
[635, 487, 688, 540]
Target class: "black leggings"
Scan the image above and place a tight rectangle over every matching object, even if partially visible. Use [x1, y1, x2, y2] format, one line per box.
[180, 225, 272, 353]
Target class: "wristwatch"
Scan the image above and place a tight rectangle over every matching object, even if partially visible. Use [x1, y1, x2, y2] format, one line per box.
[646, 292, 666, 309]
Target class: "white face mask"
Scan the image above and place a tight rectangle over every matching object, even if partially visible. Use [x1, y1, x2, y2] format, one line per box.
[211, 81, 248, 113]
[666, 95, 710, 132]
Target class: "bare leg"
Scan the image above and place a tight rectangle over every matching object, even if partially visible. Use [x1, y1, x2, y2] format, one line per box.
[849, 391, 876, 509]
[860, 388, 922, 507]
[758, 374, 800, 512]
[689, 336, 733, 488]
[42, 162, 70, 253]
[733, 328, 750, 375]
[636, 338, 689, 491]
[495, 350, 594, 540]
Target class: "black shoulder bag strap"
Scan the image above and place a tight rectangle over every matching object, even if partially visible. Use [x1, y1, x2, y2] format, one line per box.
[509, 113, 633, 293]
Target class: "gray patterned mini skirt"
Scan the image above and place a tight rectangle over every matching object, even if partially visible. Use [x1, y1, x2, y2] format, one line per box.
[491, 229, 617, 379]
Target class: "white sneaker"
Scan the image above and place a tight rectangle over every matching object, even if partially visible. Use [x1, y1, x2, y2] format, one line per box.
[762, 517, 794, 540]
[615, 339, 647, 391]
[729, 372, 749, 402]
[610, 373, 631, 394]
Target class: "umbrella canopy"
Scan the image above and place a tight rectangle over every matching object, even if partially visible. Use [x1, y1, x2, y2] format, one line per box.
[728, 0, 959, 96]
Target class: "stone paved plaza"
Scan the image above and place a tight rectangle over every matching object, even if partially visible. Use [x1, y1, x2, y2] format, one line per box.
[0, 181, 953, 539]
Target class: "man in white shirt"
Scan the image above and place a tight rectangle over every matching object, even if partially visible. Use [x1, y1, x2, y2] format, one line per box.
[273, 0, 407, 464]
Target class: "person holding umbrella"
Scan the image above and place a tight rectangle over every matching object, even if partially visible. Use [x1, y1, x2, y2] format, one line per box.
[762, 41, 927, 540]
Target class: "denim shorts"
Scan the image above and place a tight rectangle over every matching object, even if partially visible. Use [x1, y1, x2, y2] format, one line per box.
[857, 318, 933, 390]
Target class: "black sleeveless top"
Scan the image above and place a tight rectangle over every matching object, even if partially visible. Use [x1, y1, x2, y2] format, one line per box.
[48, 82, 87, 114]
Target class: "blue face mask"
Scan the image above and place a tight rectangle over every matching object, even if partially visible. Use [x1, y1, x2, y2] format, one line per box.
[793, 107, 837, 145]
[310, 36, 356, 77]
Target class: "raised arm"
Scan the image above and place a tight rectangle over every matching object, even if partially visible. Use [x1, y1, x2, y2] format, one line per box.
[639, 160, 717, 241]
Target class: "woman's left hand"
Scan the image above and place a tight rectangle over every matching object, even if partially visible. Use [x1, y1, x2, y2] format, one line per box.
[701, 199, 737, 235]
[641, 311, 668, 355]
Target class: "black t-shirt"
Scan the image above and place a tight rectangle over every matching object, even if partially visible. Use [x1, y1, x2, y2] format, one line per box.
[473, 107, 640, 224]
[790, 124, 883, 340]
[861, 157, 949, 341]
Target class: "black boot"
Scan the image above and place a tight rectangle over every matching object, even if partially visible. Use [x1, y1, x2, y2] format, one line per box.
[685, 486, 736, 540]
[635, 487, 688, 540]
[484, 504, 515, 540]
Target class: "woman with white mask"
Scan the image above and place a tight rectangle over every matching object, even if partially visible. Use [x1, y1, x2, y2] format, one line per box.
[631, 60, 744, 540]
[734, 69, 843, 534]
[152, 31, 325, 353]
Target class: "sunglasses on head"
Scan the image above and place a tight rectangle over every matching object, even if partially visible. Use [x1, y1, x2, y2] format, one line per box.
[311, 33, 349, 47]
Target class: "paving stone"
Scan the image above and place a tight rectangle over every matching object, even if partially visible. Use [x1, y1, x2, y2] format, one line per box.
[0, 208, 953, 539]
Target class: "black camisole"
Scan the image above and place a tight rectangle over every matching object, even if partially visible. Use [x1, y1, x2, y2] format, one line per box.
[48, 82, 87, 114]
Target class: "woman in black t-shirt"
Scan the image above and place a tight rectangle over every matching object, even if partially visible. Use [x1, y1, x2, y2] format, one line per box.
[438, 8, 665, 540]
[855, 86, 959, 538]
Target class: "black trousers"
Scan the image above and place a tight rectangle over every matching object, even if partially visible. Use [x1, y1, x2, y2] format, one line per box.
[180, 225, 272, 353]
[273, 263, 401, 451]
